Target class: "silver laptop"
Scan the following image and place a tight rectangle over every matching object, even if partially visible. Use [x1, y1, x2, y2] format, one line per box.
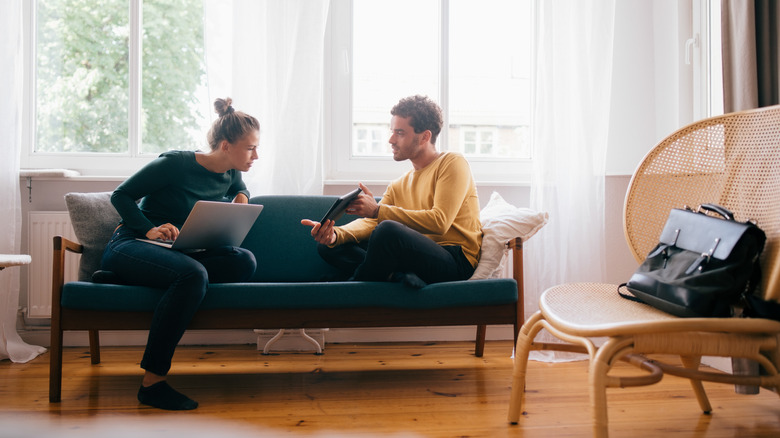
[136, 201, 263, 250]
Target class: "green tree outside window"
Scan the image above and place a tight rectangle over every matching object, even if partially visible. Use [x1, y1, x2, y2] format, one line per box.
[36, 0, 206, 155]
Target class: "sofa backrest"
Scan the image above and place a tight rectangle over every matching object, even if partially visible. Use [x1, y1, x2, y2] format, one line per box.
[245, 195, 359, 282]
[64, 192, 358, 283]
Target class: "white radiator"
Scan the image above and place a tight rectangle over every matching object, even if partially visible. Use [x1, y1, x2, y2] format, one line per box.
[27, 212, 79, 319]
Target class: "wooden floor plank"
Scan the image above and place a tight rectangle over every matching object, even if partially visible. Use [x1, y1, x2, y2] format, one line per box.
[1, 341, 779, 437]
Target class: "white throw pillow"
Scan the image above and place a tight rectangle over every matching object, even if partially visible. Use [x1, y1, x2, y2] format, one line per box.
[469, 192, 548, 280]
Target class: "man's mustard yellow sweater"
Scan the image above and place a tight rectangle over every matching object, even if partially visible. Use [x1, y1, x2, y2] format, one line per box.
[333, 152, 482, 268]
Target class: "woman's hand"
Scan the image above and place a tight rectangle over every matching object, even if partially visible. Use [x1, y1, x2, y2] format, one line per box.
[233, 193, 249, 204]
[300, 219, 337, 245]
[146, 223, 179, 241]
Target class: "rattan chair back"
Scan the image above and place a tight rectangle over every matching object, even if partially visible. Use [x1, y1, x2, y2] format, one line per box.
[624, 104, 780, 301]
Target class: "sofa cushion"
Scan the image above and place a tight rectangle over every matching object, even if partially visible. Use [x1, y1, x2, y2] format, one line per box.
[60, 278, 518, 311]
[64, 192, 120, 281]
[245, 195, 357, 282]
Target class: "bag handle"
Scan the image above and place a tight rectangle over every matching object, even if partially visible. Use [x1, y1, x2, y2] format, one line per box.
[699, 203, 735, 221]
[617, 283, 645, 304]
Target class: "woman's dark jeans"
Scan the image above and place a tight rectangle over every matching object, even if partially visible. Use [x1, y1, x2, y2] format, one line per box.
[100, 225, 256, 376]
[318, 220, 474, 284]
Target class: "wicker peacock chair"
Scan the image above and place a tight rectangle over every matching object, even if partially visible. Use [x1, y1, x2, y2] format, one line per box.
[508, 104, 780, 437]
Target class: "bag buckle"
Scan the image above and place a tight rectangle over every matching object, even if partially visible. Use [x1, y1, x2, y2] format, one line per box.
[686, 237, 721, 274]
[706, 237, 721, 263]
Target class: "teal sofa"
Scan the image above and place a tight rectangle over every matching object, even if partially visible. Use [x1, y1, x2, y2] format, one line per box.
[49, 193, 524, 403]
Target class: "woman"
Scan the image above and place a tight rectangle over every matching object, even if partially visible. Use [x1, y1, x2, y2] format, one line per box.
[100, 98, 260, 410]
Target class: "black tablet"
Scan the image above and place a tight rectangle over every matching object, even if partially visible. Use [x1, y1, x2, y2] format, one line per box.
[320, 187, 362, 223]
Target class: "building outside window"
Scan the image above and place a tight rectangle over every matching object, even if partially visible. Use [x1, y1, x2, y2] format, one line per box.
[353, 124, 390, 156]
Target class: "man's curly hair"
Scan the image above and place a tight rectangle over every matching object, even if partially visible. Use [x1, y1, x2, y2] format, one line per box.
[390, 95, 443, 145]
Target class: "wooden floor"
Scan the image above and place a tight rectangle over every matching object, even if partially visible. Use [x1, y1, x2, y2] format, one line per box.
[1, 340, 779, 437]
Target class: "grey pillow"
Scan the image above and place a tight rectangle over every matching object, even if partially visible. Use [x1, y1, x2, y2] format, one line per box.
[64, 192, 120, 281]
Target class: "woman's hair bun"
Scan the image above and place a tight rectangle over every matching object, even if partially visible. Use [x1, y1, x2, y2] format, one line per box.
[214, 97, 235, 117]
[206, 97, 260, 151]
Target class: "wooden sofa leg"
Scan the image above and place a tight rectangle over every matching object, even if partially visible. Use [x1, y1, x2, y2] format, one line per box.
[49, 324, 63, 402]
[475, 325, 487, 357]
[89, 330, 101, 364]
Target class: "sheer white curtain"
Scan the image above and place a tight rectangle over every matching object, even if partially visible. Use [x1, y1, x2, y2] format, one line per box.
[0, 0, 46, 363]
[525, 0, 616, 360]
[204, 0, 330, 196]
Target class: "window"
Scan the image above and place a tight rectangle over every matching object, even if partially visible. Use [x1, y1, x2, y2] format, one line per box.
[23, 0, 208, 175]
[326, 0, 533, 183]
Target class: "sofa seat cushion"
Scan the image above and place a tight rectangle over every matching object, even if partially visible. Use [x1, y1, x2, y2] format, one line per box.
[60, 279, 517, 311]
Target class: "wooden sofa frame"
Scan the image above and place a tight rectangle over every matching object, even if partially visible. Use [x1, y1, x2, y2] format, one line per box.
[49, 236, 524, 402]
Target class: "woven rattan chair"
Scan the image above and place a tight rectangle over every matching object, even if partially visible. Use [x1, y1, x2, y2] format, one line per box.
[507, 104, 780, 437]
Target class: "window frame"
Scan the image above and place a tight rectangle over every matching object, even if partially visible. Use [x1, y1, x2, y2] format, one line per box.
[697, 0, 723, 118]
[324, 0, 533, 184]
[21, 0, 157, 176]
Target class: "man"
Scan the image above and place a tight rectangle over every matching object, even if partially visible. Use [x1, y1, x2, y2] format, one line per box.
[302, 95, 481, 288]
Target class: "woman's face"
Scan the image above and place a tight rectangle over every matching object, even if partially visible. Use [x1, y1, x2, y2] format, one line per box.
[226, 130, 259, 172]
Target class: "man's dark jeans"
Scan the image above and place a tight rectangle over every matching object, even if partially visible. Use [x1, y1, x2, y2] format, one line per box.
[318, 220, 474, 284]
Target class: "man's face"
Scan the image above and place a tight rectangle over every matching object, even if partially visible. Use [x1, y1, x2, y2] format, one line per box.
[388, 116, 422, 162]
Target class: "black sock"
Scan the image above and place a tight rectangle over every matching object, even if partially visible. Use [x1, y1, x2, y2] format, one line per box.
[390, 272, 427, 289]
[91, 270, 122, 284]
[138, 381, 198, 410]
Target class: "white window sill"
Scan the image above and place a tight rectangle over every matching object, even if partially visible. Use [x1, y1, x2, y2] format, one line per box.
[19, 170, 128, 182]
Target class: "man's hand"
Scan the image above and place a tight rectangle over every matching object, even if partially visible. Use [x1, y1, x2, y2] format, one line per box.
[301, 218, 337, 245]
[347, 182, 380, 219]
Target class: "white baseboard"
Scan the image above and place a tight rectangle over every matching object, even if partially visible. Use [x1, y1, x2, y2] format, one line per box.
[19, 325, 516, 348]
[702, 356, 732, 372]
[324, 325, 514, 343]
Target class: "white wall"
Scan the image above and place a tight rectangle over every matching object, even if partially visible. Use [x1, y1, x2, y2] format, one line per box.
[606, 0, 694, 176]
